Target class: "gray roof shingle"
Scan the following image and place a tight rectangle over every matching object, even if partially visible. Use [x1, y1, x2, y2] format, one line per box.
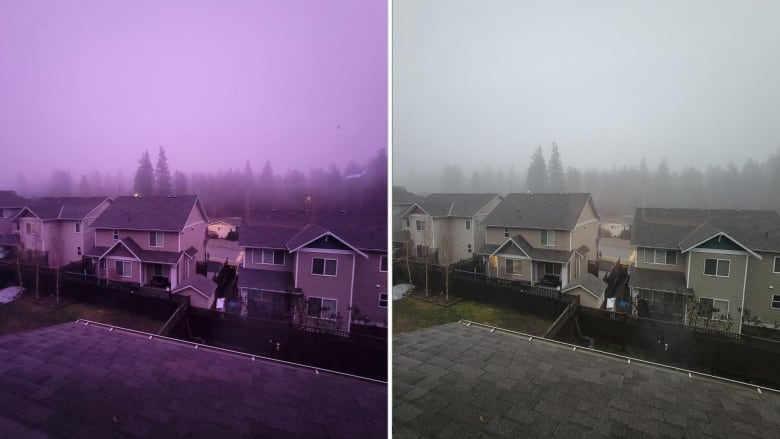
[413, 193, 500, 217]
[0, 190, 27, 208]
[628, 265, 691, 294]
[104, 237, 182, 264]
[484, 193, 595, 230]
[91, 195, 203, 231]
[173, 275, 217, 298]
[632, 208, 780, 253]
[563, 273, 607, 298]
[493, 234, 573, 263]
[237, 269, 294, 292]
[394, 322, 780, 438]
[21, 197, 109, 220]
[0, 322, 385, 437]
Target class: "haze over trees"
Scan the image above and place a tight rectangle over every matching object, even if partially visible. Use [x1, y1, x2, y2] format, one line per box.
[398, 145, 780, 217]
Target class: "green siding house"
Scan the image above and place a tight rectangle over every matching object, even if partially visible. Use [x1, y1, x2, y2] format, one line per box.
[629, 208, 780, 334]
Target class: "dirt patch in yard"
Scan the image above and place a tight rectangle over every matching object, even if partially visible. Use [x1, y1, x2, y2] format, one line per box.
[0, 291, 166, 336]
[394, 296, 553, 335]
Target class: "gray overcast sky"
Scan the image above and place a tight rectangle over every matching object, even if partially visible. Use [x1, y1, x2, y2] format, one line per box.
[392, 0, 780, 178]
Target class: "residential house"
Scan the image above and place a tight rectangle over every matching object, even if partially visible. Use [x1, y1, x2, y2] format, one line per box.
[0, 191, 27, 259]
[238, 211, 387, 333]
[87, 195, 208, 291]
[172, 274, 217, 309]
[392, 186, 423, 258]
[208, 216, 241, 239]
[477, 193, 600, 289]
[400, 193, 502, 265]
[599, 215, 633, 238]
[630, 208, 780, 333]
[12, 197, 112, 267]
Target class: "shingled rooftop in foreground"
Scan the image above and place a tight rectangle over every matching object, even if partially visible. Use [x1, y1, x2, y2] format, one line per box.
[0, 322, 386, 438]
[393, 322, 780, 438]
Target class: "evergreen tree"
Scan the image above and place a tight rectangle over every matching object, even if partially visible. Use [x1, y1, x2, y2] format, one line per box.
[548, 142, 564, 192]
[173, 170, 188, 194]
[134, 150, 155, 196]
[565, 166, 581, 192]
[155, 146, 172, 195]
[526, 146, 548, 193]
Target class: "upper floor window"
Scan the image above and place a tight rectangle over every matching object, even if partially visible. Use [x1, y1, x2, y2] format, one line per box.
[379, 255, 388, 272]
[541, 229, 555, 246]
[312, 258, 337, 276]
[149, 231, 164, 248]
[113, 230, 119, 240]
[465, 220, 471, 230]
[774, 256, 780, 274]
[504, 227, 509, 238]
[75, 222, 81, 233]
[254, 248, 285, 265]
[416, 220, 425, 231]
[26, 223, 39, 234]
[402, 218, 410, 230]
[704, 258, 730, 277]
[644, 248, 677, 265]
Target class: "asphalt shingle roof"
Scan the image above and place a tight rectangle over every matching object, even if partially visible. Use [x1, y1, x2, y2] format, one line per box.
[494, 234, 573, 263]
[628, 265, 691, 294]
[414, 193, 500, 218]
[563, 273, 607, 298]
[484, 193, 594, 230]
[0, 322, 385, 437]
[632, 208, 780, 253]
[91, 195, 202, 231]
[22, 197, 108, 220]
[0, 191, 27, 208]
[237, 269, 294, 292]
[104, 237, 182, 265]
[393, 322, 780, 438]
[173, 275, 216, 298]
[392, 186, 423, 205]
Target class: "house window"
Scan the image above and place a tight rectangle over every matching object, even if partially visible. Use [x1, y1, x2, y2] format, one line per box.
[379, 255, 388, 272]
[256, 249, 285, 265]
[541, 230, 555, 246]
[312, 258, 337, 276]
[645, 249, 676, 265]
[416, 245, 426, 258]
[99, 259, 106, 269]
[699, 297, 729, 321]
[465, 220, 471, 230]
[772, 294, 780, 310]
[77, 247, 82, 256]
[774, 256, 780, 274]
[26, 223, 40, 234]
[544, 262, 561, 276]
[467, 244, 472, 253]
[505, 259, 523, 275]
[704, 258, 730, 277]
[416, 219, 425, 231]
[115, 260, 132, 278]
[149, 231, 164, 248]
[403, 218, 410, 230]
[504, 227, 509, 238]
[307, 297, 338, 320]
[1, 209, 7, 218]
[113, 230, 119, 240]
[379, 293, 388, 308]
[75, 222, 81, 233]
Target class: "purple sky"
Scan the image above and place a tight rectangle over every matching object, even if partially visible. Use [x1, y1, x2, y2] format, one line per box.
[0, 0, 387, 187]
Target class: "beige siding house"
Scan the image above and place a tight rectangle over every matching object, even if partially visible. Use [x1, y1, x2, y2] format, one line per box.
[629, 208, 780, 334]
[478, 193, 600, 289]
[562, 273, 607, 309]
[400, 193, 502, 265]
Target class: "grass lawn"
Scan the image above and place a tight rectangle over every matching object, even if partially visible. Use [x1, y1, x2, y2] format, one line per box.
[393, 296, 554, 335]
[0, 293, 166, 336]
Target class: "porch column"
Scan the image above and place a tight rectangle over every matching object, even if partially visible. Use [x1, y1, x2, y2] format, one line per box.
[170, 266, 178, 289]
[561, 265, 569, 289]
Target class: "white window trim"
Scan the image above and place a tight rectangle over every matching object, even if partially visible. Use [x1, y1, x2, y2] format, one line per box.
[150, 231, 164, 248]
[312, 257, 338, 277]
[645, 248, 677, 266]
[113, 230, 119, 240]
[378, 293, 388, 308]
[75, 222, 81, 233]
[254, 248, 285, 266]
[116, 260, 132, 278]
[416, 219, 425, 231]
[541, 229, 556, 247]
[699, 297, 729, 321]
[771, 294, 780, 310]
[307, 296, 339, 320]
[505, 258, 524, 276]
[465, 219, 471, 230]
[379, 255, 387, 272]
[504, 227, 509, 238]
[703, 258, 730, 278]
[773, 256, 780, 274]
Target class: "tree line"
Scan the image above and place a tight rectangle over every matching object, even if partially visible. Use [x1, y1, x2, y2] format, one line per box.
[400, 145, 780, 217]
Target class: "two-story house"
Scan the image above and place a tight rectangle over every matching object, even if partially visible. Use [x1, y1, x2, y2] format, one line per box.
[87, 195, 208, 290]
[0, 191, 28, 259]
[400, 193, 502, 265]
[238, 211, 387, 333]
[477, 193, 600, 289]
[12, 197, 113, 267]
[391, 186, 423, 258]
[630, 208, 780, 333]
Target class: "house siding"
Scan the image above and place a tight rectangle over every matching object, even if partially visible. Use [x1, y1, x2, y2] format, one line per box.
[0, 207, 22, 234]
[96, 229, 180, 253]
[434, 217, 474, 265]
[571, 204, 598, 264]
[473, 196, 502, 254]
[408, 211, 433, 255]
[18, 215, 44, 254]
[743, 252, 780, 327]
[635, 247, 687, 273]
[565, 287, 603, 309]
[103, 258, 141, 284]
[47, 220, 85, 267]
[350, 251, 388, 327]
[180, 222, 207, 259]
[486, 226, 571, 251]
[81, 199, 112, 256]
[295, 250, 355, 332]
[688, 251, 748, 333]
[174, 287, 214, 309]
